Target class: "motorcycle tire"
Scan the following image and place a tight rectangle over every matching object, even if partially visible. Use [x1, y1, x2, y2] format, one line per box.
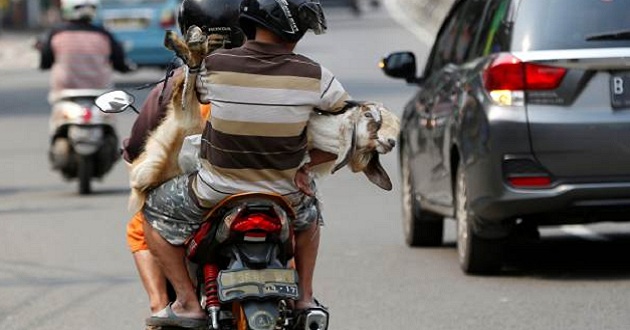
[78, 155, 94, 195]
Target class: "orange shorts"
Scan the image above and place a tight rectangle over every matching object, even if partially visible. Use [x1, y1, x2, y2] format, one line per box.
[126, 211, 149, 253]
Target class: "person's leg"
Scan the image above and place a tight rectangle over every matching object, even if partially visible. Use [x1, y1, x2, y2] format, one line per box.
[132, 250, 170, 313]
[140, 174, 210, 321]
[293, 222, 321, 310]
[127, 212, 170, 313]
[143, 220, 204, 319]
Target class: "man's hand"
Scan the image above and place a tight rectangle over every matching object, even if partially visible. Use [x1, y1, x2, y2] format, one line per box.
[294, 165, 314, 196]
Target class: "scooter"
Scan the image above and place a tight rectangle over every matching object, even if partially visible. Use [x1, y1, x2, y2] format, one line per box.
[96, 90, 329, 330]
[49, 89, 120, 195]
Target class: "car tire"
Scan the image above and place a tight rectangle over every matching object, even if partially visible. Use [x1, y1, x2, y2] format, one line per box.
[455, 165, 503, 274]
[401, 144, 444, 247]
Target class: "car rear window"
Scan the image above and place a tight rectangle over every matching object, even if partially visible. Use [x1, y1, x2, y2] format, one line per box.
[512, 0, 630, 51]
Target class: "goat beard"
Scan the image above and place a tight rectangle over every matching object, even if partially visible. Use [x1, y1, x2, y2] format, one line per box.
[348, 152, 373, 173]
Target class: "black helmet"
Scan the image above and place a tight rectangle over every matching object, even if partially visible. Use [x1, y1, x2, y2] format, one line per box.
[240, 0, 327, 43]
[178, 0, 245, 47]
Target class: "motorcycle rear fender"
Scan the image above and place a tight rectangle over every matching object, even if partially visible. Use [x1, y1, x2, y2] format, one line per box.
[241, 300, 281, 330]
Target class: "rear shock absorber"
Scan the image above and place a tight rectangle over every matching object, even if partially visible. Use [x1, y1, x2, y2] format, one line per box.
[204, 263, 221, 329]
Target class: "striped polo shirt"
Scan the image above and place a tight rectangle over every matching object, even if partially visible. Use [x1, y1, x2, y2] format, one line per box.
[194, 40, 350, 198]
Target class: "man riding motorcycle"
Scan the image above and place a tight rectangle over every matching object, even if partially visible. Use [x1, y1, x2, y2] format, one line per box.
[141, 0, 343, 327]
[39, 0, 134, 103]
[122, 0, 244, 316]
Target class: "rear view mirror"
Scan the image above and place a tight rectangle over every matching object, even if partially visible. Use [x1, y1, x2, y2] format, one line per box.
[379, 51, 420, 83]
[95, 90, 137, 114]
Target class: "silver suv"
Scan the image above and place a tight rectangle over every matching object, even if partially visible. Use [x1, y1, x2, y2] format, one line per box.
[381, 0, 630, 274]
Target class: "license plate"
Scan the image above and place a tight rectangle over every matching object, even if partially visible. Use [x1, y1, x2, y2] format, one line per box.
[218, 269, 299, 302]
[610, 72, 630, 109]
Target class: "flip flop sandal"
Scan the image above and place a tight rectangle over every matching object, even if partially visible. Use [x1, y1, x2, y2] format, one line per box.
[145, 302, 207, 329]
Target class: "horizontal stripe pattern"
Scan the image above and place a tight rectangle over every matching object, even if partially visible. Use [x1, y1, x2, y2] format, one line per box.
[195, 41, 349, 196]
[50, 30, 114, 92]
[201, 122, 307, 170]
[211, 116, 306, 137]
[204, 71, 320, 92]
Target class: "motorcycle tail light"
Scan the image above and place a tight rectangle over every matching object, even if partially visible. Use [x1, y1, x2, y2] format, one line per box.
[484, 54, 566, 106]
[231, 213, 282, 233]
[82, 107, 92, 123]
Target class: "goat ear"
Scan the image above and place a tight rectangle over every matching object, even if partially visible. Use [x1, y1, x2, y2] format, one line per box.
[363, 153, 393, 191]
[331, 112, 358, 174]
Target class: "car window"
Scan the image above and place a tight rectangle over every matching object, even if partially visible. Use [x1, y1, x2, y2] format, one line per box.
[470, 0, 511, 57]
[425, 1, 467, 76]
[451, 0, 487, 64]
[512, 0, 630, 51]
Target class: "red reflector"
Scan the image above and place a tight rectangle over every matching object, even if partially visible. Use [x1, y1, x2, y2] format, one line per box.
[484, 54, 566, 91]
[231, 213, 282, 233]
[508, 176, 552, 188]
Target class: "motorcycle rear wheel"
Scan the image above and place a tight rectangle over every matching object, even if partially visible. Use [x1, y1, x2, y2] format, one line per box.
[78, 155, 93, 195]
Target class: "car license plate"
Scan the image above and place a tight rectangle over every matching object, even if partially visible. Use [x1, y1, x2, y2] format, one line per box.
[610, 72, 630, 109]
[217, 269, 299, 302]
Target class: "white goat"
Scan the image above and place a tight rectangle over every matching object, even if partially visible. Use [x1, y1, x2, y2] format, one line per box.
[307, 100, 399, 190]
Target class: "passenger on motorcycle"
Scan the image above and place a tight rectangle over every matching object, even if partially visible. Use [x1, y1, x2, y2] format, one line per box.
[142, 0, 343, 327]
[38, 0, 134, 103]
[122, 0, 244, 316]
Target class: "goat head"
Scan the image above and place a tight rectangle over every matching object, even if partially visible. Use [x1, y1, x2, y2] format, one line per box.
[332, 101, 400, 191]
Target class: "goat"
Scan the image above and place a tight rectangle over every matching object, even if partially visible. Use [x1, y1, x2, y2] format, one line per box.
[127, 26, 209, 212]
[128, 27, 401, 212]
[307, 101, 399, 190]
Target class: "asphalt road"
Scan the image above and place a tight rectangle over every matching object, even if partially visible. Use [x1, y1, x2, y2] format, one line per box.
[2, 6, 630, 330]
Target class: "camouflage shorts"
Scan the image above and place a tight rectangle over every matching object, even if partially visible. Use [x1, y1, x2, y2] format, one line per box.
[143, 174, 323, 246]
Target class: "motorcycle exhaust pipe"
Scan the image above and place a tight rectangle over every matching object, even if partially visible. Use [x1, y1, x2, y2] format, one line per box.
[296, 308, 329, 330]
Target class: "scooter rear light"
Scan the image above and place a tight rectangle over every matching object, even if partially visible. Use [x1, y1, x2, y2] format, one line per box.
[82, 107, 92, 123]
[231, 213, 282, 233]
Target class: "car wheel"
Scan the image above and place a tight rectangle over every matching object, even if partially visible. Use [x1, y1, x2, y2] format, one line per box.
[455, 165, 503, 274]
[401, 144, 444, 246]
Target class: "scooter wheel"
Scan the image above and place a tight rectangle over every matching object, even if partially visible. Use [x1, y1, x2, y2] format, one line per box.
[78, 156, 94, 195]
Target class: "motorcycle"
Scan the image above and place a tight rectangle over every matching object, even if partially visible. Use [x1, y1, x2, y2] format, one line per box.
[95, 90, 329, 330]
[49, 89, 120, 195]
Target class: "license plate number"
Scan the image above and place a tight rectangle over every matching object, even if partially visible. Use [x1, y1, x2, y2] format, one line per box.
[610, 72, 630, 109]
[218, 269, 299, 302]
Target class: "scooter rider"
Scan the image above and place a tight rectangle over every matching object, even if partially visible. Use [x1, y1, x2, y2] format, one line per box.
[122, 0, 244, 316]
[142, 0, 345, 328]
[39, 0, 134, 103]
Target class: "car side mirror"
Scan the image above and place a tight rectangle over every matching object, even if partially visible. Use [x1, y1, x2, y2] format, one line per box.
[379, 51, 422, 84]
[95, 90, 138, 114]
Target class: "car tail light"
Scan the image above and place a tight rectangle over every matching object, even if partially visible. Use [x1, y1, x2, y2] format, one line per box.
[231, 213, 282, 233]
[160, 10, 176, 28]
[484, 54, 567, 106]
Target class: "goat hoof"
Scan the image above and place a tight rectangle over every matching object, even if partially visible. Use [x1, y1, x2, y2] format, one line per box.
[186, 26, 206, 48]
